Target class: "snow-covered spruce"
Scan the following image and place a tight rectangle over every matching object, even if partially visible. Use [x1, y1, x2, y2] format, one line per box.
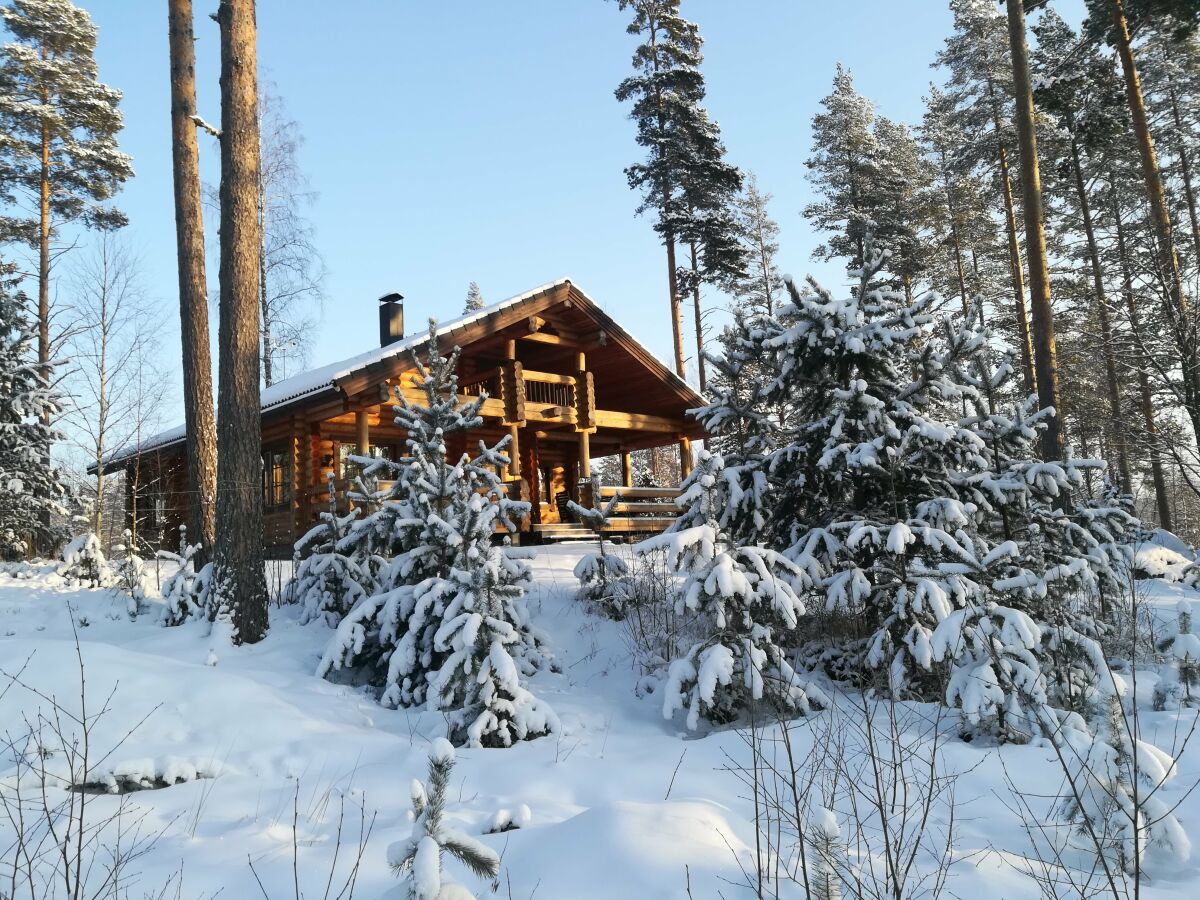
[387, 738, 499, 900]
[318, 323, 555, 746]
[0, 264, 68, 555]
[1154, 600, 1200, 711]
[58, 532, 110, 587]
[1058, 691, 1191, 874]
[568, 480, 631, 618]
[644, 450, 827, 730]
[157, 525, 212, 626]
[290, 473, 375, 627]
[693, 241, 1135, 739]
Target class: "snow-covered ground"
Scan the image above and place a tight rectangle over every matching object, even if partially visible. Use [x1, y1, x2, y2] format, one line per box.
[2, 546, 1200, 898]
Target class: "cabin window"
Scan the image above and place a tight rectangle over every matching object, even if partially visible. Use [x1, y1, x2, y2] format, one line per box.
[338, 443, 394, 479]
[262, 446, 291, 508]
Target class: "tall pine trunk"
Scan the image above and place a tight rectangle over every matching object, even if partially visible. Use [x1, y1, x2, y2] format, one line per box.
[167, 0, 217, 561]
[1167, 76, 1200, 262]
[688, 241, 706, 390]
[1005, 0, 1065, 461]
[1116, 205, 1173, 530]
[1108, 0, 1200, 441]
[258, 177, 273, 386]
[988, 80, 1036, 395]
[214, 0, 268, 643]
[648, 19, 686, 380]
[1069, 137, 1131, 489]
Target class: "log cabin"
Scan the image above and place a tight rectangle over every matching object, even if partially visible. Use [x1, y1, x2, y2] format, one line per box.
[101, 278, 706, 555]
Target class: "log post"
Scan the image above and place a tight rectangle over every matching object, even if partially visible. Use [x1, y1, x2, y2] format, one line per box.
[678, 436, 692, 481]
[621, 448, 633, 488]
[355, 408, 370, 456]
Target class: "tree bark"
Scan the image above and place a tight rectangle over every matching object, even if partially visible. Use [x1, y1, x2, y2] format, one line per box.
[167, 0, 218, 562]
[1005, 0, 1065, 461]
[1069, 136, 1131, 489]
[1108, 0, 1200, 437]
[988, 80, 1036, 395]
[214, 0, 268, 643]
[1116, 202, 1173, 530]
[662, 194, 686, 379]
[1167, 77, 1200, 262]
[688, 241, 706, 390]
[258, 179, 272, 386]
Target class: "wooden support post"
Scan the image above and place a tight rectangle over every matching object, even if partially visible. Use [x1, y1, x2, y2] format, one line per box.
[621, 449, 633, 488]
[355, 409, 369, 456]
[508, 424, 522, 477]
[678, 436, 692, 481]
[579, 429, 591, 479]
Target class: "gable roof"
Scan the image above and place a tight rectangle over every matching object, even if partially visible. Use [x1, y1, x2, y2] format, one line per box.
[97, 278, 702, 469]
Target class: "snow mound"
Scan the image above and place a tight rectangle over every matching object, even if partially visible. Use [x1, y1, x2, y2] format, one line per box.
[1135, 545, 1193, 582]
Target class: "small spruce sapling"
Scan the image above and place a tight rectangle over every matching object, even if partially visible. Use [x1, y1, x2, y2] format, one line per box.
[1154, 601, 1200, 710]
[387, 739, 499, 900]
[568, 477, 631, 618]
[644, 450, 828, 729]
[158, 525, 212, 626]
[58, 532, 110, 587]
[291, 472, 374, 627]
[1058, 691, 1190, 874]
[111, 528, 148, 617]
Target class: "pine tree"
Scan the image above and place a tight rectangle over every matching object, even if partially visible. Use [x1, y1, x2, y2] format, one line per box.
[319, 325, 556, 746]
[462, 281, 484, 314]
[211, 0, 268, 644]
[0, 262, 65, 554]
[728, 173, 783, 319]
[167, 0, 217, 565]
[1003, 0, 1067, 461]
[1154, 599, 1200, 709]
[675, 105, 745, 389]
[0, 0, 133, 386]
[387, 739, 500, 900]
[645, 450, 828, 730]
[612, 0, 707, 378]
[936, 0, 1037, 394]
[804, 65, 882, 273]
[1032, 9, 1132, 489]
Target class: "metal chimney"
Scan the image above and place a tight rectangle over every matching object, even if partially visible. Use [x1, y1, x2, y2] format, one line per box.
[378, 292, 405, 347]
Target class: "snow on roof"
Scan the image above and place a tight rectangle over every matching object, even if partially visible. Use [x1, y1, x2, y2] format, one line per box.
[99, 279, 590, 467]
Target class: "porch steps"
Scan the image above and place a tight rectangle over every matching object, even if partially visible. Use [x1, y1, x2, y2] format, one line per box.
[531, 523, 594, 542]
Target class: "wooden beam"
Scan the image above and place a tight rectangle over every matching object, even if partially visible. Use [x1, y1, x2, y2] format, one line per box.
[621, 450, 632, 488]
[518, 331, 574, 348]
[593, 409, 687, 433]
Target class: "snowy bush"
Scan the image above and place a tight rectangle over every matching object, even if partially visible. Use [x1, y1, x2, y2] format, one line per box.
[111, 530, 150, 617]
[157, 526, 211, 626]
[1059, 692, 1191, 874]
[1153, 601, 1200, 711]
[291, 473, 375, 627]
[0, 526, 25, 562]
[573, 550, 632, 618]
[387, 739, 499, 899]
[646, 451, 828, 729]
[318, 323, 555, 746]
[58, 532, 110, 587]
[568, 481, 632, 618]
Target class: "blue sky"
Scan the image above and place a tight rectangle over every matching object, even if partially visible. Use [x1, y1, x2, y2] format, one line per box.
[77, 0, 1085, 419]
